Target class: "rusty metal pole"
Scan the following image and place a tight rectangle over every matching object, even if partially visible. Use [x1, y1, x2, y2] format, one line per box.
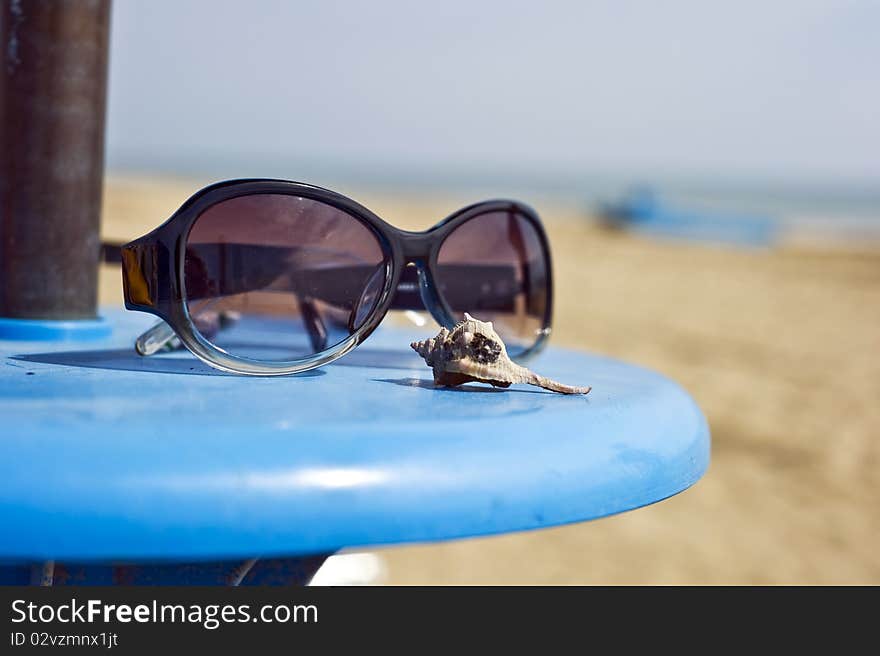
[0, 0, 111, 319]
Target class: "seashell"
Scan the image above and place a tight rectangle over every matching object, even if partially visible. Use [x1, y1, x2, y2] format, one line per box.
[410, 313, 591, 395]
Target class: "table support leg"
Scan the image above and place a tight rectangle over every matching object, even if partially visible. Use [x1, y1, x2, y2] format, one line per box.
[0, 555, 331, 586]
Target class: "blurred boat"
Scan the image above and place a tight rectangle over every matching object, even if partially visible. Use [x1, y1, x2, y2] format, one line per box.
[598, 188, 779, 247]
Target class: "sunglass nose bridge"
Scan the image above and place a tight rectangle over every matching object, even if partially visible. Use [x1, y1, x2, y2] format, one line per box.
[405, 259, 457, 330]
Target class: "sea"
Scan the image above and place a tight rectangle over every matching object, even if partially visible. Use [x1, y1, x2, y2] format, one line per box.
[109, 154, 880, 248]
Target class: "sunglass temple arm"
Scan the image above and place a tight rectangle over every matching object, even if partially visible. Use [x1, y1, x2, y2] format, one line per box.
[135, 320, 179, 356]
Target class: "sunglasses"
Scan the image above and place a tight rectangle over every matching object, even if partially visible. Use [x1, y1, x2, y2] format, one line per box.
[117, 179, 553, 375]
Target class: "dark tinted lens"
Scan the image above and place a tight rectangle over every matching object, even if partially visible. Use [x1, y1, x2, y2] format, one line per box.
[184, 194, 387, 361]
[436, 210, 549, 356]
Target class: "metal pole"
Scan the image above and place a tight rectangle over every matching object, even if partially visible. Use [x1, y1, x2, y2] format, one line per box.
[0, 0, 111, 319]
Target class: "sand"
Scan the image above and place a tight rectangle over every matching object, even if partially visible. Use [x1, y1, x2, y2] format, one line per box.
[99, 176, 880, 584]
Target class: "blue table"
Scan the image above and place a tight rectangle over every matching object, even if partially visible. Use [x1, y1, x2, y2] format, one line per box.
[0, 309, 709, 585]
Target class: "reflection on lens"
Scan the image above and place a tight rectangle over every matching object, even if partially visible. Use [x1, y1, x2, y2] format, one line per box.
[436, 210, 550, 356]
[184, 194, 387, 362]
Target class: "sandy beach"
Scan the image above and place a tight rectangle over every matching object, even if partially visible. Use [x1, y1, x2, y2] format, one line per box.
[99, 177, 880, 584]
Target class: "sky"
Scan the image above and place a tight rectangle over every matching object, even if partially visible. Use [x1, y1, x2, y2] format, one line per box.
[105, 0, 880, 189]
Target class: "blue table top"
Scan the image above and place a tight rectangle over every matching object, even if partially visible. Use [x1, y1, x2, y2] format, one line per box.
[0, 309, 709, 562]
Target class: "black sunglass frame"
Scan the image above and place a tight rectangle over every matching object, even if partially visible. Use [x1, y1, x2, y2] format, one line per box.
[121, 178, 553, 375]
